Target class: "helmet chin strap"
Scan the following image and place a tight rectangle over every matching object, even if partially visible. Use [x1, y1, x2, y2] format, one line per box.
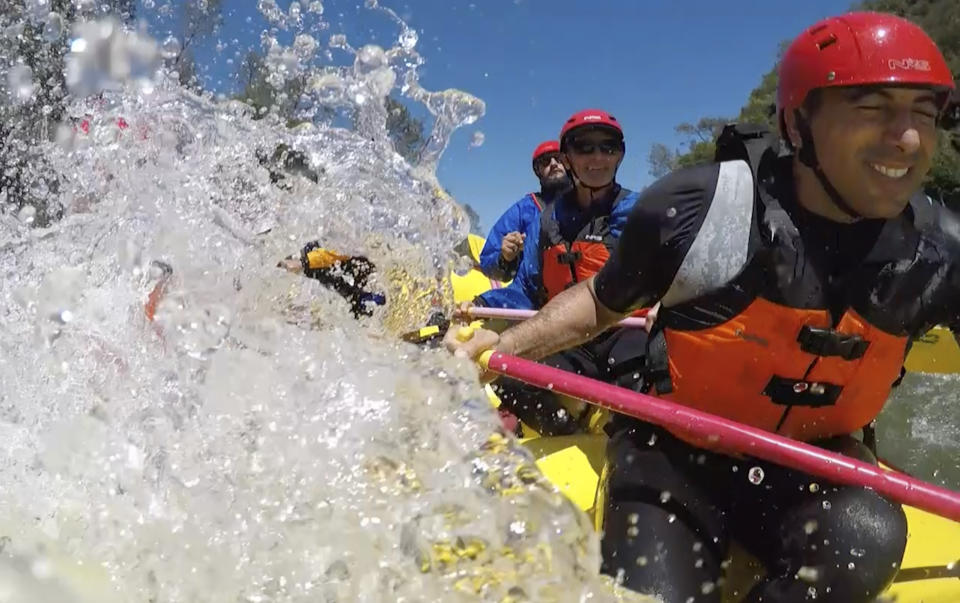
[794, 110, 863, 221]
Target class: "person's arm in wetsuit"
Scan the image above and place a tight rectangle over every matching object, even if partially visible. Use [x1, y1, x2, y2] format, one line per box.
[478, 196, 538, 281]
[450, 164, 719, 361]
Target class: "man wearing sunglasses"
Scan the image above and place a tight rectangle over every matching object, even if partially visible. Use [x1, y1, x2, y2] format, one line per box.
[473, 109, 646, 436]
[477, 141, 570, 282]
[449, 13, 958, 603]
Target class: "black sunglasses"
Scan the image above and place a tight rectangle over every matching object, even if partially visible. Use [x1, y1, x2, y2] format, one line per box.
[534, 153, 562, 170]
[568, 138, 622, 156]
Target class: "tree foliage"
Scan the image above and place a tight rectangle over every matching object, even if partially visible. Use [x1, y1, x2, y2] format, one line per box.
[646, 117, 729, 177]
[385, 97, 425, 163]
[648, 0, 960, 206]
[233, 51, 428, 161]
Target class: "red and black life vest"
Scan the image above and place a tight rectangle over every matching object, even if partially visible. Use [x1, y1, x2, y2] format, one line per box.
[539, 188, 635, 301]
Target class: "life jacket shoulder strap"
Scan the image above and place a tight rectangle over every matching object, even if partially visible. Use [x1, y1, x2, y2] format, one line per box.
[529, 192, 542, 211]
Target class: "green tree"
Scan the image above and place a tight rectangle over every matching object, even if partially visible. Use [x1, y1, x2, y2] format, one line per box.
[385, 97, 425, 163]
[0, 0, 136, 226]
[462, 202, 483, 235]
[645, 117, 730, 177]
[233, 50, 427, 161]
[170, 0, 222, 91]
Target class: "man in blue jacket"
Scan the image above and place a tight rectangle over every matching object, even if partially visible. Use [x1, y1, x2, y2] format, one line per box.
[478, 140, 569, 281]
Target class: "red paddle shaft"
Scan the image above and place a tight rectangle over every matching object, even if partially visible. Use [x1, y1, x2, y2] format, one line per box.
[481, 350, 960, 523]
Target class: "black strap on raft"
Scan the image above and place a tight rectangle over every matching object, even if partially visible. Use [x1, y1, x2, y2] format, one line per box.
[400, 311, 450, 346]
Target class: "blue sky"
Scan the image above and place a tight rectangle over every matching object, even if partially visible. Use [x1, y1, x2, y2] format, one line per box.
[153, 0, 855, 231]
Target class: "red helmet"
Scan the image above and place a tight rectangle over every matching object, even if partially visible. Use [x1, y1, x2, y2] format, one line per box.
[559, 109, 623, 144]
[531, 140, 560, 175]
[532, 140, 560, 162]
[777, 12, 954, 133]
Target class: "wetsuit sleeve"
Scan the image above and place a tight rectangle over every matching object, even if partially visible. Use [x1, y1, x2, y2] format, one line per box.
[479, 199, 526, 280]
[594, 164, 721, 313]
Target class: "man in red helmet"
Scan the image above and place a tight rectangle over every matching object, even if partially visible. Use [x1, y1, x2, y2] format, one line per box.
[471, 109, 647, 436]
[448, 13, 957, 603]
[477, 140, 570, 282]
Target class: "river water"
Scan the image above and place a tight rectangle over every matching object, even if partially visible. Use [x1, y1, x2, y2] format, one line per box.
[0, 3, 653, 602]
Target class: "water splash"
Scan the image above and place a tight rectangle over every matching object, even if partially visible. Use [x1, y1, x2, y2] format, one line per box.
[0, 6, 645, 603]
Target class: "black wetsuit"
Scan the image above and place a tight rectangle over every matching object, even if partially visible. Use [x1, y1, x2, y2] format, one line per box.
[592, 156, 960, 602]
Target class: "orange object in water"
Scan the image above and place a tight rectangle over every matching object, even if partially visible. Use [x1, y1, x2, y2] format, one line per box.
[144, 261, 173, 322]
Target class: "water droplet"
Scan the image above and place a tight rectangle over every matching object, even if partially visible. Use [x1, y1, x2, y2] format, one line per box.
[692, 541, 702, 552]
[468, 131, 485, 149]
[747, 466, 765, 485]
[804, 519, 819, 535]
[18, 204, 37, 224]
[701, 581, 715, 594]
[666, 207, 677, 218]
[31, 556, 52, 579]
[667, 514, 676, 523]
[399, 28, 418, 51]
[807, 586, 818, 599]
[850, 548, 865, 558]
[626, 526, 639, 538]
[627, 513, 639, 525]
[44, 11, 65, 41]
[694, 558, 703, 568]
[847, 562, 855, 570]
[809, 482, 820, 493]
[731, 465, 739, 473]
[659, 491, 672, 504]
[161, 36, 181, 59]
[822, 500, 832, 511]
[647, 433, 657, 446]
[59, 310, 74, 323]
[635, 555, 647, 566]
[797, 565, 820, 582]
[308, 0, 324, 13]
[8, 64, 37, 105]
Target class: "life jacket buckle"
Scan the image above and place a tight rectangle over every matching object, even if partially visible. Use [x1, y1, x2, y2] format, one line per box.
[556, 250, 582, 265]
[764, 376, 842, 408]
[797, 325, 869, 360]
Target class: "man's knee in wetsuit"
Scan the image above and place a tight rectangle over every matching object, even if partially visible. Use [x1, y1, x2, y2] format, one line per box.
[601, 426, 907, 603]
[601, 425, 726, 602]
[741, 437, 907, 603]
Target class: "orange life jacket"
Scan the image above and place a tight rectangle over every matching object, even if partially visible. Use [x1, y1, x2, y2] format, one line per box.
[539, 188, 637, 301]
[646, 157, 925, 446]
[657, 299, 908, 444]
